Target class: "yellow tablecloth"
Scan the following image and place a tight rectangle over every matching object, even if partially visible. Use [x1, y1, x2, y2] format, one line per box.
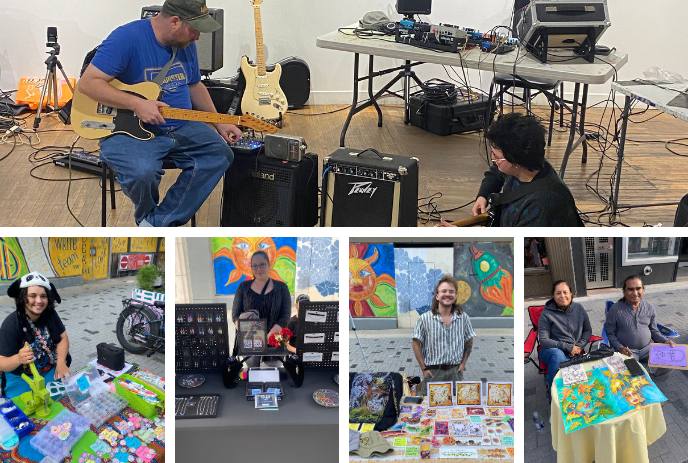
[550, 356, 666, 463]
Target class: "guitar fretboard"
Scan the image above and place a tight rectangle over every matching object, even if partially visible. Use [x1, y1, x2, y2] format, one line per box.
[159, 107, 242, 125]
[253, 5, 266, 76]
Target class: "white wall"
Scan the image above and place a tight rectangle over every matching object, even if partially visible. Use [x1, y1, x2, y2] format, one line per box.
[1, 1, 686, 105]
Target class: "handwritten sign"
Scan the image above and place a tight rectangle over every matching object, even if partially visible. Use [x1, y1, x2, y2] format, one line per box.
[469, 415, 483, 423]
[404, 446, 419, 457]
[360, 423, 375, 432]
[349, 423, 360, 430]
[501, 436, 514, 446]
[393, 437, 407, 447]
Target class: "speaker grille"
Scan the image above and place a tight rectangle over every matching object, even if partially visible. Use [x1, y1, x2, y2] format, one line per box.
[330, 174, 396, 227]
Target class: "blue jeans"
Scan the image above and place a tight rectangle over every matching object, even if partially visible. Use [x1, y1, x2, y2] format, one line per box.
[539, 347, 568, 388]
[99, 121, 233, 226]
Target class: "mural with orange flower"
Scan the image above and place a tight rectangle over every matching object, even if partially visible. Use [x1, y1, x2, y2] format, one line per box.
[349, 244, 397, 318]
[212, 237, 297, 294]
[453, 242, 514, 317]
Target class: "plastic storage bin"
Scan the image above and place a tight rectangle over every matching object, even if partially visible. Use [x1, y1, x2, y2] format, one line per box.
[115, 375, 164, 418]
[0, 397, 35, 439]
[65, 366, 128, 427]
[30, 409, 90, 462]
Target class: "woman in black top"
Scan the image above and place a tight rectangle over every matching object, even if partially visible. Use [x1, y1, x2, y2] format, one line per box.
[0, 272, 72, 396]
[232, 251, 291, 365]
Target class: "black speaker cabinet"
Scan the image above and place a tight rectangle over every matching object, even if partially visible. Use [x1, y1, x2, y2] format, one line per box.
[396, 0, 431, 15]
[320, 148, 418, 227]
[142, 6, 224, 73]
[276, 57, 310, 109]
[221, 152, 318, 227]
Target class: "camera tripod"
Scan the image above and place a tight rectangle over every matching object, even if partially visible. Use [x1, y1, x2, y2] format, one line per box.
[33, 44, 74, 129]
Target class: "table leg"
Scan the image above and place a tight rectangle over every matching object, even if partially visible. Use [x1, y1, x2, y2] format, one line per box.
[368, 55, 383, 127]
[580, 84, 589, 164]
[559, 83, 580, 179]
[340, 53, 360, 147]
[612, 95, 631, 216]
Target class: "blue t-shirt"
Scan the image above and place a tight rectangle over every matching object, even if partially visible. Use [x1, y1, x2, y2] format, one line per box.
[90, 19, 201, 129]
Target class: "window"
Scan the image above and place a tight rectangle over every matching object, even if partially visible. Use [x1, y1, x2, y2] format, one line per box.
[622, 237, 679, 265]
[525, 238, 549, 271]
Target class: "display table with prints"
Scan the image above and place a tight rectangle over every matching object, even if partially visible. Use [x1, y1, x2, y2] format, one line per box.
[550, 355, 666, 463]
[349, 395, 515, 462]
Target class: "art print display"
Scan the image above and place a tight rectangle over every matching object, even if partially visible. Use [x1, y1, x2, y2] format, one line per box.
[556, 367, 667, 433]
[649, 343, 687, 368]
[486, 382, 512, 407]
[455, 381, 482, 406]
[238, 320, 267, 354]
[466, 407, 485, 416]
[561, 363, 587, 386]
[603, 354, 629, 374]
[349, 373, 394, 423]
[427, 382, 453, 408]
[451, 422, 469, 437]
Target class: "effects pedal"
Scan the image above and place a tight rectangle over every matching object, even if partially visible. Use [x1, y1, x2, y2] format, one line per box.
[229, 134, 264, 156]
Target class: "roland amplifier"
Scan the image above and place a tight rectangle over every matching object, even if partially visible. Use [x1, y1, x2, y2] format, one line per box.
[320, 148, 418, 227]
[221, 152, 318, 227]
[142, 6, 224, 73]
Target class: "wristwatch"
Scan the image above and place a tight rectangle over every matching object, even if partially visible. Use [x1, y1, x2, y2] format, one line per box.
[423, 367, 430, 371]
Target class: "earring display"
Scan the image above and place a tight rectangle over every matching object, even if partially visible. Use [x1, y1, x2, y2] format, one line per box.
[295, 301, 339, 369]
[175, 394, 220, 419]
[176, 304, 230, 373]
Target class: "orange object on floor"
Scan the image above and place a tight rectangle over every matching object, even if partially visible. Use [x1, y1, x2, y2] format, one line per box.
[15, 77, 75, 109]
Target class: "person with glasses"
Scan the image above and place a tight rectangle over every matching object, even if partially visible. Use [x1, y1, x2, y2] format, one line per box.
[467, 112, 582, 227]
[0, 272, 72, 396]
[412, 274, 475, 396]
[538, 280, 592, 389]
[232, 250, 292, 366]
[606, 275, 674, 382]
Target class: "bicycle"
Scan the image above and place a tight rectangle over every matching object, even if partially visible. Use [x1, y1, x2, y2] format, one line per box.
[116, 297, 165, 357]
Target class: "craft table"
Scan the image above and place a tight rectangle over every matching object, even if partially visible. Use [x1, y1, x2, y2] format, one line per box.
[610, 80, 688, 216]
[550, 356, 666, 463]
[316, 26, 627, 178]
[175, 368, 338, 463]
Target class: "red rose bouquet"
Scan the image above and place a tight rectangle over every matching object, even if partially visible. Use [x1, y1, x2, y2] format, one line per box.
[268, 328, 293, 348]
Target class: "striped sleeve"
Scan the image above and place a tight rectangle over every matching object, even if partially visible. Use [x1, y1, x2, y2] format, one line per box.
[463, 314, 475, 341]
[413, 314, 426, 344]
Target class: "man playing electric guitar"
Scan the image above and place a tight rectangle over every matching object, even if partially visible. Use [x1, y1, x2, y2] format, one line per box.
[444, 113, 582, 227]
[77, 0, 241, 227]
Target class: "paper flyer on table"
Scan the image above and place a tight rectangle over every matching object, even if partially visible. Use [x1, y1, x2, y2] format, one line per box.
[88, 358, 132, 379]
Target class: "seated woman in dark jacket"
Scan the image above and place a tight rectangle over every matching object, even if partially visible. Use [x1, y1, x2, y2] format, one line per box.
[232, 250, 291, 366]
[538, 280, 592, 388]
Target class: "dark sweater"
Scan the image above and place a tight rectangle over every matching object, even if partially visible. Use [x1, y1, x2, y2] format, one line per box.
[232, 279, 291, 329]
[606, 299, 666, 351]
[477, 160, 582, 227]
[538, 299, 592, 354]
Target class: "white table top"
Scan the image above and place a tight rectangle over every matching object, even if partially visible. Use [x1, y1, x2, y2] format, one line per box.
[612, 80, 688, 122]
[317, 26, 627, 85]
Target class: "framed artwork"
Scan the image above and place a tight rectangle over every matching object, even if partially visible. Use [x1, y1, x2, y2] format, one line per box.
[427, 382, 453, 408]
[237, 319, 267, 354]
[486, 382, 513, 407]
[455, 381, 483, 406]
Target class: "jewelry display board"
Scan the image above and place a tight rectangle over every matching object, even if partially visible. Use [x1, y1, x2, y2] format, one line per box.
[175, 304, 230, 373]
[175, 394, 220, 419]
[296, 301, 339, 369]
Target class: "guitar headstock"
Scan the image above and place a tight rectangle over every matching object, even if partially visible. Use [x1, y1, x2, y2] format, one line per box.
[239, 114, 278, 134]
[251, 0, 263, 6]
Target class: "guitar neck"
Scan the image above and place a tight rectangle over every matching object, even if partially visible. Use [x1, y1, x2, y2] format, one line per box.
[253, 5, 266, 76]
[159, 107, 243, 125]
[449, 213, 489, 227]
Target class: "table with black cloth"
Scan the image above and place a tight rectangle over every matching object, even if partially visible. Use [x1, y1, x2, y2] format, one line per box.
[175, 368, 339, 462]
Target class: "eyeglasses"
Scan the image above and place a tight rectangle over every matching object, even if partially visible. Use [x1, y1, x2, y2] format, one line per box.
[438, 290, 457, 295]
[251, 263, 268, 270]
[491, 157, 507, 165]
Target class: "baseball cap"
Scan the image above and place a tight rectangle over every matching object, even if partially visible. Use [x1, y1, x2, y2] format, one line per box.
[296, 294, 310, 303]
[162, 0, 221, 33]
[353, 431, 394, 458]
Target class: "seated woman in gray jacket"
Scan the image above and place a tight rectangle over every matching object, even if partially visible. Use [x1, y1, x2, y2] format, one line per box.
[538, 280, 592, 388]
[232, 250, 291, 366]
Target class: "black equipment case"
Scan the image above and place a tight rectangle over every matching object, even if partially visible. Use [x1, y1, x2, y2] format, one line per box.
[409, 93, 495, 136]
[97, 343, 125, 371]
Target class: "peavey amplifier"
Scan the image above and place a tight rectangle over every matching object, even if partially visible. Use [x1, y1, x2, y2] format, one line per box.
[221, 152, 318, 227]
[517, 0, 610, 63]
[320, 148, 418, 227]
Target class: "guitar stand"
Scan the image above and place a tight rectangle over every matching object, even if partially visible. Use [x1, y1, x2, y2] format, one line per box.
[34, 44, 74, 129]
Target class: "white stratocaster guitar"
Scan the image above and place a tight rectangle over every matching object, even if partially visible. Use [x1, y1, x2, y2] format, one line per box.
[240, 0, 287, 121]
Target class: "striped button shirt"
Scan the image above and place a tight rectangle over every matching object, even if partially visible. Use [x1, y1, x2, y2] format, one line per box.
[413, 310, 475, 366]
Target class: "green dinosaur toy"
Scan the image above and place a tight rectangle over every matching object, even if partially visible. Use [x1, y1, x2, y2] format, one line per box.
[19, 344, 52, 418]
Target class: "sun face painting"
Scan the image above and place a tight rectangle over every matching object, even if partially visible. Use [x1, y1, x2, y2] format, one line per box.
[349, 244, 396, 318]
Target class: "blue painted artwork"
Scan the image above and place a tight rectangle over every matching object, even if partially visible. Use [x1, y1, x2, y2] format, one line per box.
[394, 248, 449, 316]
[296, 237, 339, 297]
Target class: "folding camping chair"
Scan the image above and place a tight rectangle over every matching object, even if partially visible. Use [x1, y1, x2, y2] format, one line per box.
[600, 300, 679, 347]
[524, 305, 604, 399]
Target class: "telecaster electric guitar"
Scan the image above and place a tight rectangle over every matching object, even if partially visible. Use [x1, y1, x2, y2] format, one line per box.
[240, 0, 287, 121]
[70, 79, 276, 140]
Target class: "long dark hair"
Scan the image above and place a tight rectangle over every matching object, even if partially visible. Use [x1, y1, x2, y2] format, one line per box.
[431, 274, 463, 315]
[618, 274, 643, 302]
[250, 250, 271, 279]
[14, 286, 60, 348]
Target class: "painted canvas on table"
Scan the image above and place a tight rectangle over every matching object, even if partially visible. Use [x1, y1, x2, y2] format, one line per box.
[456, 381, 483, 406]
[213, 237, 297, 295]
[453, 242, 514, 317]
[428, 382, 453, 408]
[349, 373, 394, 423]
[349, 244, 397, 318]
[486, 382, 513, 407]
[556, 367, 667, 433]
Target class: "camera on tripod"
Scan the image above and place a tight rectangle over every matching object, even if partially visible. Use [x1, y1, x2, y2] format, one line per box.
[46, 26, 60, 54]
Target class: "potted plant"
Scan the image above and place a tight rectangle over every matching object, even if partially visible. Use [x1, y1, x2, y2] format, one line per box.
[132, 264, 165, 303]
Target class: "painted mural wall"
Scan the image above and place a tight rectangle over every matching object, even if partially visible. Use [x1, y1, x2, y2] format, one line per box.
[453, 242, 514, 317]
[212, 237, 339, 300]
[349, 244, 397, 318]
